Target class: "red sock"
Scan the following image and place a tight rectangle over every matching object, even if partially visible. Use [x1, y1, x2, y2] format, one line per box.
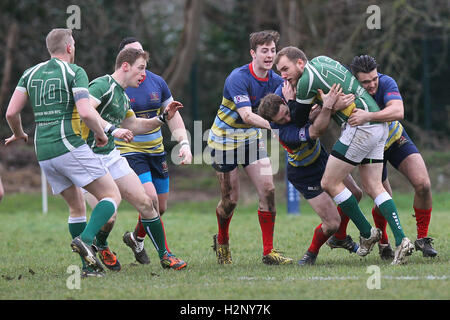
[308, 224, 330, 254]
[258, 210, 276, 255]
[414, 207, 432, 239]
[372, 206, 389, 244]
[134, 213, 147, 240]
[216, 209, 233, 245]
[334, 206, 350, 240]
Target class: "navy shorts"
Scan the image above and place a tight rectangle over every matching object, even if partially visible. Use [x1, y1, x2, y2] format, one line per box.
[124, 153, 169, 194]
[287, 147, 328, 200]
[382, 129, 419, 181]
[211, 140, 268, 173]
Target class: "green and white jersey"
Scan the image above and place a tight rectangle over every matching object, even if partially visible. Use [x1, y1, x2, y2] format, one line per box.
[82, 75, 134, 155]
[296, 56, 380, 126]
[15, 58, 89, 161]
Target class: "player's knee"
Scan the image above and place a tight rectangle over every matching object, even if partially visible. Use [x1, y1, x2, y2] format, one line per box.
[323, 217, 340, 236]
[414, 178, 432, 198]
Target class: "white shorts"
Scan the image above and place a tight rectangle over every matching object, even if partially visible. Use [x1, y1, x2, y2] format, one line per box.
[39, 144, 108, 195]
[331, 122, 388, 165]
[81, 148, 133, 194]
[95, 148, 133, 180]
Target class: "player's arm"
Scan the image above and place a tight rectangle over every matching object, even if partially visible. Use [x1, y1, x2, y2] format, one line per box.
[237, 106, 271, 130]
[121, 100, 183, 135]
[5, 89, 29, 145]
[165, 102, 192, 165]
[348, 99, 403, 126]
[308, 84, 342, 139]
[88, 90, 133, 143]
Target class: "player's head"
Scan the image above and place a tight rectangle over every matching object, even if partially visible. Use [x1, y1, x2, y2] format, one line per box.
[258, 94, 291, 125]
[249, 30, 280, 71]
[350, 55, 379, 95]
[118, 37, 144, 52]
[275, 46, 308, 87]
[46, 28, 75, 63]
[115, 48, 149, 88]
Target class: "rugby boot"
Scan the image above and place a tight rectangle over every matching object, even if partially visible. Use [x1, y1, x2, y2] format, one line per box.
[71, 236, 104, 273]
[212, 234, 232, 264]
[326, 235, 359, 253]
[297, 251, 317, 266]
[160, 253, 187, 270]
[98, 247, 121, 271]
[378, 242, 395, 260]
[123, 231, 150, 264]
[262, 249, 293, 265]
[392, 237, 415, 265]
[356, 227, 382, 257]
[81, 268, 105, 278]
[414, 237, 438, 257]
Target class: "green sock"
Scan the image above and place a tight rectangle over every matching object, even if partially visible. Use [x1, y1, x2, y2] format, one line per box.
[68, 217, 87, 269]
[335, 189, 372, 238]
[141, 217, 167, 259]
[376, 196, 405, 246]
[95, 230, 110, 249]
[80, 199, 116, 245]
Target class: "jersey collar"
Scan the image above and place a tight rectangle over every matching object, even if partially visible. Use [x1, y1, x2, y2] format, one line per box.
[249, 62, 269, 82]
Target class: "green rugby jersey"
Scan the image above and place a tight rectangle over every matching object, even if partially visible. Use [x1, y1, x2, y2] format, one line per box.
[82, 75, 134, 155]
[296, 56, 380, 126]
[15, 58, 89, 161]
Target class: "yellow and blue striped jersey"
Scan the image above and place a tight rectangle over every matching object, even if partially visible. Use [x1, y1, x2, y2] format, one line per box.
[208, 63, 283, 151]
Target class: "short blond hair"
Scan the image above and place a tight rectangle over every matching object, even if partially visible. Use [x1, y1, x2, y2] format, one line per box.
[46, 28, 73, 55]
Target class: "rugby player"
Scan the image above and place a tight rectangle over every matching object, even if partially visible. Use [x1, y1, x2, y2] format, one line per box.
[82, 48, 187, 271]
[114, 38, 192, 265]
[208, 30, 293, 265]
[5, 28, 121, 275]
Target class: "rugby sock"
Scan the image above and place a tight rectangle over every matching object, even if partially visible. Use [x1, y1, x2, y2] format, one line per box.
[216, 209, 233, 245]
[68, 216, 87, 269]
[141, 217, 167, 259]
[334, 188, 372, 239]
[414, 207, 432, 239]
[135, 213, 171, 253]
[333, 206, 350, 240]
[372, 206, 389, 244]
[374, 192, 405, 247]
[134, 214, 147, 241]
[308, 224, 330, 254]
[80, 198, 116, 245]
[258, 210, 276, 255]
[160, 218, 171, 254]
[95, 230, 110, 249]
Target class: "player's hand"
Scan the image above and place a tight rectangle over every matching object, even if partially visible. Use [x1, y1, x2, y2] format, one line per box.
[308, 104, 321, 122]
[5, 132, 28, 146]
[334, 93, 355, 111]
[163, 101, 184, 121]
[281, 81, 296, 101]
[94, 131, 108, 147]
[318, 83, 342, 110]
[179, 144, 192, 165]
[348, 108, 371, 126]
[112, 128, 134, 143]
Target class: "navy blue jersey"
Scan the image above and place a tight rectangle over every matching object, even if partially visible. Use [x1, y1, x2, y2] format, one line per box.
[208, 63, 283, 151]
[373, 73, 404, 150]
[115, 70, 172, 155]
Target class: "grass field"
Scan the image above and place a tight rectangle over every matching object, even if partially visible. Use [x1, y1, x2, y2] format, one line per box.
[0, 191, 448, 303]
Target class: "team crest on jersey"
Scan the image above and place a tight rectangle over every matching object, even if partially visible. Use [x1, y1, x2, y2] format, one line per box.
[161, 160, 169, 173]
[150, 92, 160, 101]
[233, 95, 250, 104]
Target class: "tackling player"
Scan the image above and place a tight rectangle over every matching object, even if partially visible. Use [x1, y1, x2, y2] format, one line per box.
[345, 55, 436, 258]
